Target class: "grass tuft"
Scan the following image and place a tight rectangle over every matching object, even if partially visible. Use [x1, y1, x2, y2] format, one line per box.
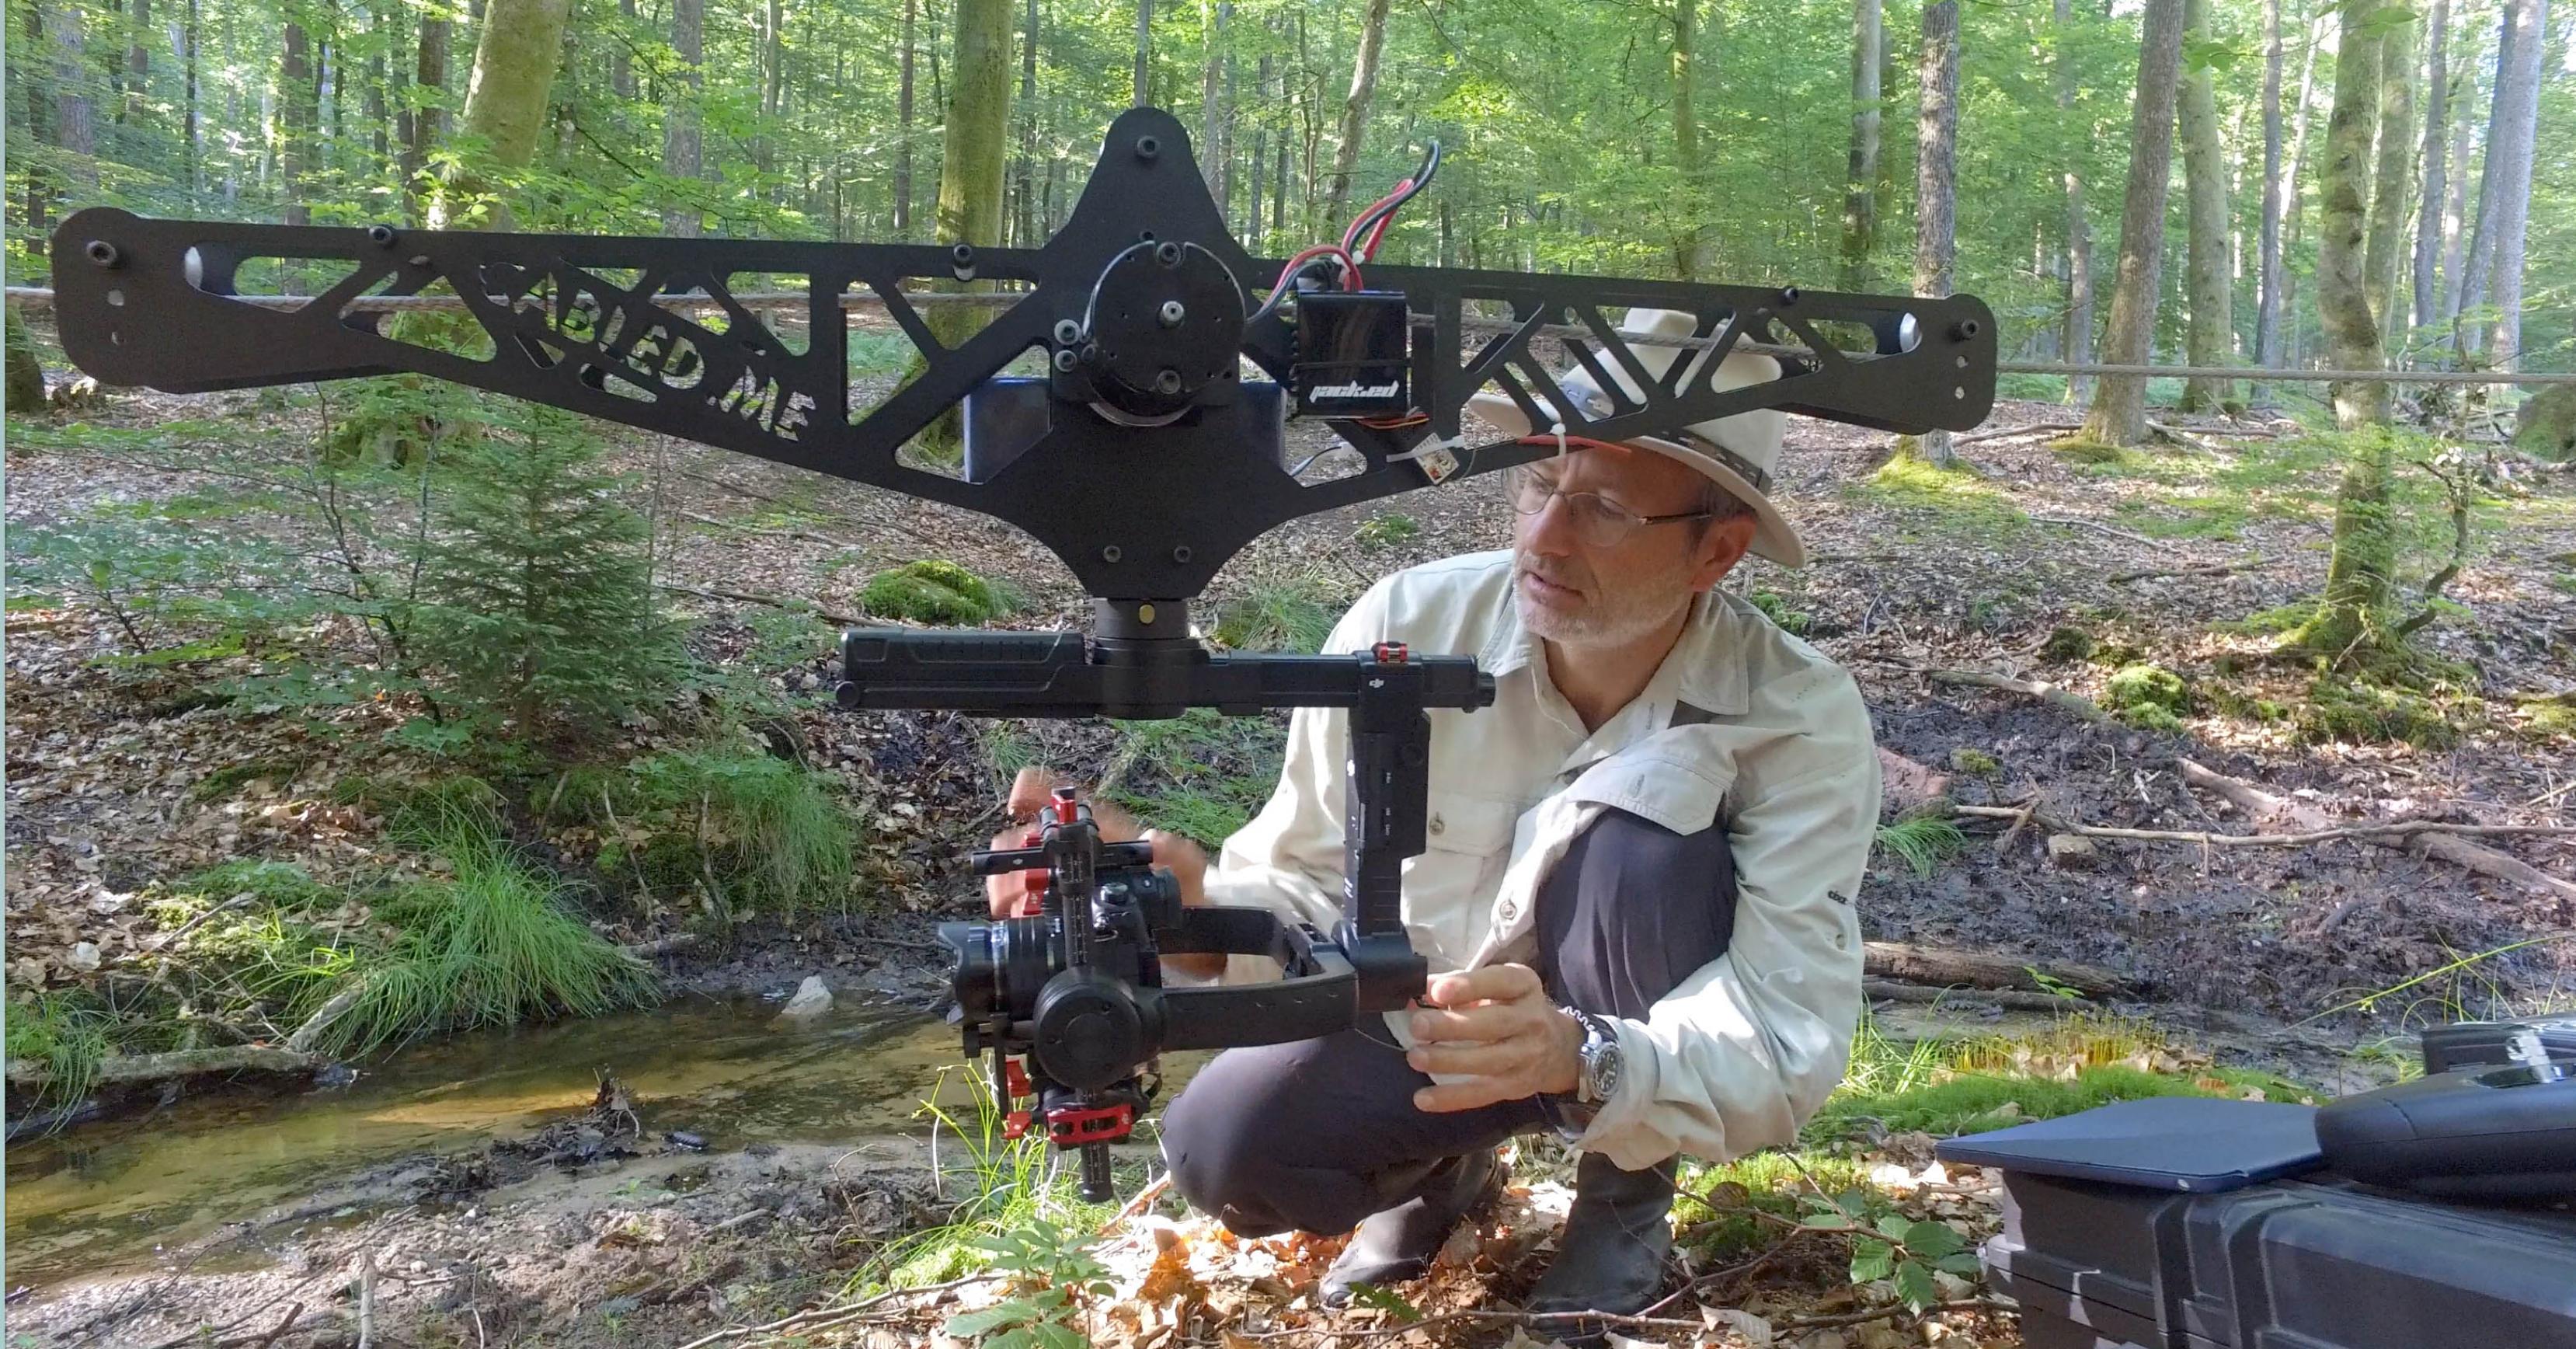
[861, 559, 1008, 625]
[1874, 812, 1967, 880]
[5, 991, 116, 1113]
[1209, 578, 1342, 654]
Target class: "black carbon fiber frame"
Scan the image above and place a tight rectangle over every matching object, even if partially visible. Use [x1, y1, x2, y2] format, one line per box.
[49, 108, 1996, 600]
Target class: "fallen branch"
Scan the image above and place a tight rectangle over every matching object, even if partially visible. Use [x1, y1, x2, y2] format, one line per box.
[2106, 555, 2278, 584]
[667, 1274, 1003, 1349]
[676, 509, 879, 556]
[2030, 514, 2160, 546]
[1864, 979, 2094, 1013]
[2146, 420, 2234, 455]
[2176, 759, 2576, 901]
[1955, 802, 2576, 849]
[622, 932, 702, 959]
[284, 975, 377, 1054]
[656, 581, 864, 629]
[1951, 420, 2085, 448]
[1927, 668, 2111, 724]
[672, 467, 947, 552]
[1862, 941, 2125, 996]
[1996, 794, 2044, 852]
[5, 1044, 320, 1087]
[1099, 1171, 1174, 1233]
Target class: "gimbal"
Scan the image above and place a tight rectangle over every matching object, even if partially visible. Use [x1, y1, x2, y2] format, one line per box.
[50, 108, 1996, 1198]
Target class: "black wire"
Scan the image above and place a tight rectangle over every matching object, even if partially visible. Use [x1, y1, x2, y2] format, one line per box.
[1345, 141, 1443, 256]
[1244, 255, 1343, 326]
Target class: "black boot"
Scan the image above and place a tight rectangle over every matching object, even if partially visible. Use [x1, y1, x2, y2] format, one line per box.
[1523, 1152, 1677, 1337]
[1318, 1149, 1504, 1306]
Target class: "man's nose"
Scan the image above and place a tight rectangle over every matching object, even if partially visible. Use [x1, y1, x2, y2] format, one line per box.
[1519, 493, 1582, 556]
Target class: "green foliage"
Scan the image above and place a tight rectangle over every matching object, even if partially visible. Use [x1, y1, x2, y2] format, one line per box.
[609, 748, 859, 915]
[1947, 747, 2000, 776]
[1102, 709, 1287, 849]
[2039, 627, 2097, 662]
[1208, 578, 1342, 654]
[318, 831, 659, 1057]
[1749, 591, 1812, 636]
[1874, 812, 1967, 880]
[860, 559, 1007, 625]
[941, 1218, 1116, 1348]
[7, 501, 313, 655]
[2519, 693, 2576, 740]
[5, 992, 115, 1114]
[1853, 458, 2028, 533]
[1353, 512, 1422, 549]
[2295, 672, 2473, 748]
[413, 408, 682, 738]
[179, 858, 338, 912]
[2104, 663, 2190, 730]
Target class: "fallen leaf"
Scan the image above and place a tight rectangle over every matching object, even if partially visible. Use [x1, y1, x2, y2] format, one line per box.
[1704, 1305, 1776, 1345]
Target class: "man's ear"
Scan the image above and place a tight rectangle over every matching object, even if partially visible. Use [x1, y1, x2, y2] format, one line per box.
[1687, 512, 1760, 593]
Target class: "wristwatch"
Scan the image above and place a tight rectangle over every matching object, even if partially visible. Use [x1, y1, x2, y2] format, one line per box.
[1563, 1006, 1624, 1106]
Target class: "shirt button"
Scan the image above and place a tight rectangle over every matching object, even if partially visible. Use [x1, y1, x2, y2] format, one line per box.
[1496, 901, 1517, 922]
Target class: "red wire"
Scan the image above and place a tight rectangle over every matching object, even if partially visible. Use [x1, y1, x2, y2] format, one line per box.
[1341, 183, 1410, 253]
[1358, 204, 1403, 262]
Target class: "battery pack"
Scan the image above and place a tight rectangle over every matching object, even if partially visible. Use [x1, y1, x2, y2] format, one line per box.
[1290, 291, 1411, 417]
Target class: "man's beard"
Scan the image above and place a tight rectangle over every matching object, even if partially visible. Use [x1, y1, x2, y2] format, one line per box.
[1513, 550, 1697, 649]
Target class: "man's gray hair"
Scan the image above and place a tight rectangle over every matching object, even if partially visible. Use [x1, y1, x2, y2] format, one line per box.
[1690, 478, 1756, 539]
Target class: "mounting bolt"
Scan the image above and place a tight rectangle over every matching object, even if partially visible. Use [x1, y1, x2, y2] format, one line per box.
[1158, 300, 1186, 327]
[1137, 603, 1158, 624]
[1053, 318, 1082, 345]
[1101, 545, 1124, 563]
[84, 240, 121, 268]
[1951, 319, 1983, 341]
[1154, 241, 1184, 267]
[1778, 286, 1801, 305]
[367, 225, 399, 247]
[1135, 134, 1161, 161]
[1171, 546, 1192, 563]
[951, 243, 976, 267]
[1053, 347, 1079, 373]
[1153, 368, 1184, 395]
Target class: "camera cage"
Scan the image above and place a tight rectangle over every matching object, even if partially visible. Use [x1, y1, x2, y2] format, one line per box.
[50, 107, 1999, 1197]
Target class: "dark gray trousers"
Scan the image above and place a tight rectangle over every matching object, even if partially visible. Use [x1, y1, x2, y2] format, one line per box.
[1160, 807, 1739, 1237]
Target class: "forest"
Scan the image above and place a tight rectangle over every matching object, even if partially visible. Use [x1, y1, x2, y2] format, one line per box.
[4, 0, 2575, 1345]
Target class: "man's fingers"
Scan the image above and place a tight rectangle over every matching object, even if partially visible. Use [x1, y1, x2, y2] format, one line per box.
[1006, 766, 1067, 818]
[1406, 1041, 1526, 1078]
[1422, 963, 1544, 1009]
[1412, 1077, 1515, 1114]
[1408, 1004, 1515, 1044]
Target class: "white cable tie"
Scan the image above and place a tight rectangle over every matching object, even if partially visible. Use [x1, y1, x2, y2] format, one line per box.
[1549, 420, 1569, 457]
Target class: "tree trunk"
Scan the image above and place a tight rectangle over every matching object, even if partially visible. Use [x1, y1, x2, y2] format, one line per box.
[2252, 0, 2286, 402]
[1133, 0, 1152, 107]
[1201, 0, 1230, 206]
[7, 305, 50, 409]
[26, 0, 54, 249]
[2475, 0, 2546, 365]
[51, 0, 99, 196]
[183, 0, 200, 193]
[1014, 0, 1039, 246]
[1670, 0, 1706, 279]
[2316, 0, 2389, 428]
[2454, 0, 2543, 361]
[611, 0, 635, 99]
[427, 0, 572, 229]
[405, 9, 449, 215]
[367, 8, 388, 165]
[931, 0, 1014, 346]
[2080, 0, 2186, 447]
[281, 19, 315, 225]
[2177, 0, 2236, 412]
[2058, 0, 2093, 403]
[2411, 0, 2448, 333]
[2363, 8, 2418, 358]
[1323, 0, 1392, 227]
[660, 0, 703, 237]
[2437, 50, 2474, 331]
[896, 0, 916, 238]
[1840, 0, 1883, 291]
[1907, 0, 1960, 464]
[125, 0, 151, 127]
[1245, 51, 1271, 249]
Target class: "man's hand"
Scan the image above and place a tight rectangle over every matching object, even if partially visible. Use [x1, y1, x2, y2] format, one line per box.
[983, 766, 1210, 937]
[1405, 964, 1586, 1113]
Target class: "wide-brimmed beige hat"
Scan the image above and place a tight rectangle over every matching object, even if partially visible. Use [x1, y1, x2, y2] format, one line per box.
[1467, 308, 1803, 567]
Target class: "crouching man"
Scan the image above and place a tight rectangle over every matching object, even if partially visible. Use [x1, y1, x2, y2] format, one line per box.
[990, 309, 1878, 1325]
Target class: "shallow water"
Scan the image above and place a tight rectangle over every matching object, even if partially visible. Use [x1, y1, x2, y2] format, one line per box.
[2, 995, 984, 1288]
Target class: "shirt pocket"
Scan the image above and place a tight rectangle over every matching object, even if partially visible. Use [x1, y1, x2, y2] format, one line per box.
[1561, 751, 1733, 838]
[1404, 791, 1522, 957]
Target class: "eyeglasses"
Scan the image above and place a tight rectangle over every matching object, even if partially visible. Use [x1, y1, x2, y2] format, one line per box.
[1503, 464, 1717, 548]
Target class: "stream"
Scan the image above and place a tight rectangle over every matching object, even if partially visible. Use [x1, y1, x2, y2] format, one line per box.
[3, 995, 990, 1292]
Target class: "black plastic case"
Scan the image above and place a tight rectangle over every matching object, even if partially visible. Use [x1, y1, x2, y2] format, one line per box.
[2420, 1014, 2576, 1074]
[1981, 1170, 2576, 1349]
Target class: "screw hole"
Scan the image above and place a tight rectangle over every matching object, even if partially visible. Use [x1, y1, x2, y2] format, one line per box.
[1954, 386, 1966, 399]
[106, 289, 125, 307]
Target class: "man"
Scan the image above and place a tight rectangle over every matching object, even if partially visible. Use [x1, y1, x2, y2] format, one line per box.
[991, 308, 1878, 1322]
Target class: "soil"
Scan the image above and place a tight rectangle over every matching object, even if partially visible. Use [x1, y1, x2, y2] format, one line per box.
[8, 348, 2576, 1345]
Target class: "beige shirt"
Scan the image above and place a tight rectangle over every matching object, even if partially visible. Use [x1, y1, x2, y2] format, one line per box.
[1198, 550, 1878, 1169]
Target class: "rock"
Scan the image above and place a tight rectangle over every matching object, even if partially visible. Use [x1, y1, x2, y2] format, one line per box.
[778, 975, 833, 1020]
[66, 942, 101, 972]
[2515, 385, 2576, 463]
[2047, 835, 2099, 870]
[665, 1130, 707, 1151]
[1877, 748, 1955, 819]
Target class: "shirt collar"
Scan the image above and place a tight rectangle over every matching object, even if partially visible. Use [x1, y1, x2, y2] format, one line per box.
[1478, 584, 1751, 725]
